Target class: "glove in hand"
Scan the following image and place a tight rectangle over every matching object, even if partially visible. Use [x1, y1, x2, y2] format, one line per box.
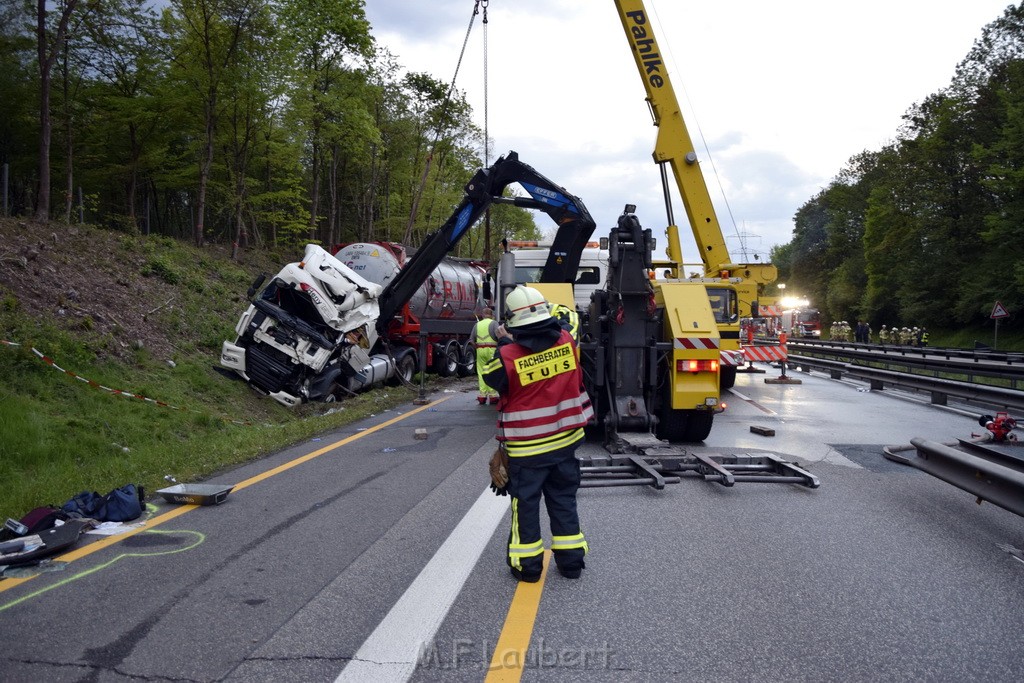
[489, 445, 510, 496]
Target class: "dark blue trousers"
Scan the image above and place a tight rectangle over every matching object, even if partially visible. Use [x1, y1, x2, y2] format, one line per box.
[506, 445, 587, 576]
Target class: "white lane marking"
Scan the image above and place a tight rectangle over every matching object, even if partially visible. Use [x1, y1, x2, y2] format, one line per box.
[335, 488, 509, 682]
[727, 387, 777, 415]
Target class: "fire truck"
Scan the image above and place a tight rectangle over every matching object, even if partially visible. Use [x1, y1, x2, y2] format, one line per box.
[781, 307, 822, 338]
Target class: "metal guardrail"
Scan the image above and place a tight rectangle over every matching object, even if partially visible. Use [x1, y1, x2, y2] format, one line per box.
[787, 354, 1024, 413]
[791, 338, 1024, 364]
[883, 438, 1024, 517]
[787, 341, 1024, 388]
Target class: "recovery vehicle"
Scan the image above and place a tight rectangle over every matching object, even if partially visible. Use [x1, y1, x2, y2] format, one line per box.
[615, 0, 779, 389]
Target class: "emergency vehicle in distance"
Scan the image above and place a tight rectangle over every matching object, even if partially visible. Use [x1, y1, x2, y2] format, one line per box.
[780, 306, 822, 338]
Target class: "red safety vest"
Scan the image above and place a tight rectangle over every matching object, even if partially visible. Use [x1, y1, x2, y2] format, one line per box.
[496, 329, 594, 457]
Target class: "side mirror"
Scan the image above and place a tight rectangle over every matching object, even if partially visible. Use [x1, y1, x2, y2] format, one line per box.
[247, 273, 266, 299]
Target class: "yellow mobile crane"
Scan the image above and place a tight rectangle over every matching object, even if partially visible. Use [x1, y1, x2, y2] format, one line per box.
[614, 0, 778, 389]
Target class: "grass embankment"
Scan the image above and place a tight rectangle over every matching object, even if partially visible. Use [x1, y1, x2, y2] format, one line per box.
[0, 225, 433, 522]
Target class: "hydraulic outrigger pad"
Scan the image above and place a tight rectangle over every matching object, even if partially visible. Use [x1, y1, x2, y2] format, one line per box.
[579, 446, 820, 489]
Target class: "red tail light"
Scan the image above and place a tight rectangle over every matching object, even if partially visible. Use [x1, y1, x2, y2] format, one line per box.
[677, 359, 719, 373]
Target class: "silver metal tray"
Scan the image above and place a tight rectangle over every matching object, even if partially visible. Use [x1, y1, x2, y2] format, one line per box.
[156, 483, 233, 506]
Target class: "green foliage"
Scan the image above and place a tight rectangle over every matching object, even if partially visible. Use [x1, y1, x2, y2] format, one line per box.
[0, 225, 438, 522]
[785, 3, 1024, 334]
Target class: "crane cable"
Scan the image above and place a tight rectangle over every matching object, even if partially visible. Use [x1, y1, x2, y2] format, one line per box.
[647, 3, 748, 259]
[403, 0, 487, 245]
[482, 0, 492, 264]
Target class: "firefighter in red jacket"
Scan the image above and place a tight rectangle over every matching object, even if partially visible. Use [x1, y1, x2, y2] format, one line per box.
[483, 286, 594, 582]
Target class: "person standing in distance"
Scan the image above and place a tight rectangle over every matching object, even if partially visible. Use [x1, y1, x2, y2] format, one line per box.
[473, 307, 500, 405]
[483, 286, 594, 582]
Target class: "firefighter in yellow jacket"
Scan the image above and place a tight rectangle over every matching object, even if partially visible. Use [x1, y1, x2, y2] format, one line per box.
[473, 308, 499, 404]
[483, 286, 594, 582]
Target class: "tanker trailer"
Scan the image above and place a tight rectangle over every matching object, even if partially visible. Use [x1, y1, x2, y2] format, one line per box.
[333, 242, 491, 380]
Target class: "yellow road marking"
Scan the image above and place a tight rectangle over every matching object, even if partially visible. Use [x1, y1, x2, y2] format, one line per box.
[0, 396, 452, 594]
[485, 551, 551, 681]
[1, 530, 205, 612]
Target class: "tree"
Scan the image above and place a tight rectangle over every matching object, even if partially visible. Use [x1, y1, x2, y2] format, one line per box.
[34, 0, 82, 221]
[162, 0, 266, 246]
[0, 0, 37, 216]
[276, 0, 373, 241]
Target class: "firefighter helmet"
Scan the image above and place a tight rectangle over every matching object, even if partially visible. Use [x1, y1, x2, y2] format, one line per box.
[505, 286, 552, 328]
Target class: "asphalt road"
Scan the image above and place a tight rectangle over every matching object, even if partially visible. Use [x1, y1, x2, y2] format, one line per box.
[1, 367, 1022, 682]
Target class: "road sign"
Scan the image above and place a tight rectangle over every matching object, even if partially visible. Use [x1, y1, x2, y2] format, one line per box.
[991, 301, 1009, 319]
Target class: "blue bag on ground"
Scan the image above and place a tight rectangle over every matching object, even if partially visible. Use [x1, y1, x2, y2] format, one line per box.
[62, 491, 105, 519]
[62, 484, 142, 522]
[101, 484, 142, 522]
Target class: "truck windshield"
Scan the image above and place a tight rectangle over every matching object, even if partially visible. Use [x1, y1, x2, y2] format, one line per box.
[514, 266, 602, 285]
[705, 287, 738, 324]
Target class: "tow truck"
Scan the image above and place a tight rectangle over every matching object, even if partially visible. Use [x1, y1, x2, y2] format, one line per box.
[615, 0, 779, 389]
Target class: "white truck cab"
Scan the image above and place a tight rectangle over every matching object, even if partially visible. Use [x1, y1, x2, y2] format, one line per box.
[502, 240, 609, 311]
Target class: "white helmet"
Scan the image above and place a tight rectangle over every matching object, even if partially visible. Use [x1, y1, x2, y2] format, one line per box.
[505, 286, 551, 328]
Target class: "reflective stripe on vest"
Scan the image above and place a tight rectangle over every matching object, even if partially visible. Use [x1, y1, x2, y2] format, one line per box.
[504, 427, 586, 457]
[497, 330, 592, 457]
[474, 318, 496, 347]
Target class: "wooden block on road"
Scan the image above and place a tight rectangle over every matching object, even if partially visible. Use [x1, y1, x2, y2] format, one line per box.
[750, 425, 776, 437]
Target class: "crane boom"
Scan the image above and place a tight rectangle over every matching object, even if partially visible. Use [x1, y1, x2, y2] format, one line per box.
[614, 0, 777, 288]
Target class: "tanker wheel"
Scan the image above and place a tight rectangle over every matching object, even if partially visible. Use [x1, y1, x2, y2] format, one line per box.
[720, 365, 737, 390]
[457, 342, 475, 377]
[435, 341, 459, 377]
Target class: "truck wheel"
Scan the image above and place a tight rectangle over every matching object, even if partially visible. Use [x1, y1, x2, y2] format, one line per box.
[655, 374, 714, 442]
[656, 408, 688, 442]
[457, 342, 475, 377]
[681, 410, 714, 442]
[434, 341, 459, 377]
[720, 365, 736, 390]
[388, 352, 417, 386]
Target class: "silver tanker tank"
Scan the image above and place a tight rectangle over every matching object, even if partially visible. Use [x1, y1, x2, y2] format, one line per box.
[334, 243, 488, 322]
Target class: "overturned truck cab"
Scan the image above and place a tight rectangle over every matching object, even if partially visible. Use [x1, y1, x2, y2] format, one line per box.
[220, 244, 387, 407]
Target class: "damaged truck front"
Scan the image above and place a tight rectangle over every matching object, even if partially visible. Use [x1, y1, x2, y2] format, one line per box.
[220, 243, 385, 407]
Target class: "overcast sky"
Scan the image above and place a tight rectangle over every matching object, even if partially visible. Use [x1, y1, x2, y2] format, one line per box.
[364, 0, 1012, 265]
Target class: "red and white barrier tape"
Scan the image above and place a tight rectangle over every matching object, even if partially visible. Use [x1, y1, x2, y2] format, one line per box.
[2, 340, 250, 425]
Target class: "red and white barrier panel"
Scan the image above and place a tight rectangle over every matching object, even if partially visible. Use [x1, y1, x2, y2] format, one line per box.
[742, 344, 787, 362]
[720, 349, 745, 366]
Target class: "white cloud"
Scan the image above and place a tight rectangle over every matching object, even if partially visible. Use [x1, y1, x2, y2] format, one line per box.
[364, 0, 1011, 258]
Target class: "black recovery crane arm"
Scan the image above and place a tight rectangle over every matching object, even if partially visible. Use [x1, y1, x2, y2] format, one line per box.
[375, 150, 596, 334]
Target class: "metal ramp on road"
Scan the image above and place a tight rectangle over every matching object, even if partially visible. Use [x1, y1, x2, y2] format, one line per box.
[580, 433, 820, 489]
